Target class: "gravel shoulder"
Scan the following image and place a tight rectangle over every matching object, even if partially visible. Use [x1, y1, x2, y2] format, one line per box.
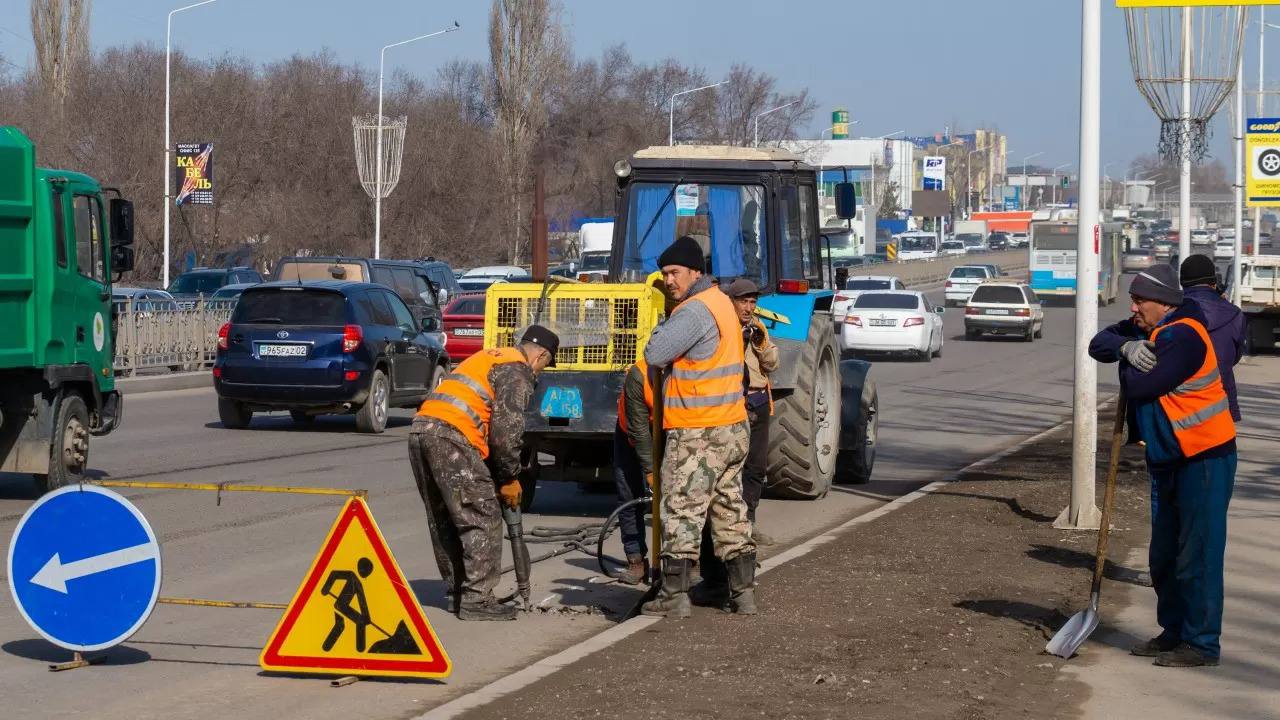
[455, 406, 1153, 720]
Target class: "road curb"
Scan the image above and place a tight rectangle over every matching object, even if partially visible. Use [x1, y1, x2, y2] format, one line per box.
[117, 372, 211, 395]
[413, 410, 1084, 720]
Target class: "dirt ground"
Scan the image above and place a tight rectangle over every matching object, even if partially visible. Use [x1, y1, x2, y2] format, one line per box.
[459, 409, 1155, 720]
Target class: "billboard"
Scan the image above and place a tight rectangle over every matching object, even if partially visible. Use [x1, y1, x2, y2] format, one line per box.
[175, 143, 214, 205]
[922, 156, 945, 191]
[1246, 118, 1280, 208]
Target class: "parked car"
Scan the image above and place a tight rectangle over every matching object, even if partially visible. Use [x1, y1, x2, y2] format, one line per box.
[1122, 248, 1157, 273]
[273, 256, 444, 342]
[168, 267, 264, 307]
[208, 282, 257, 304]
[415, 257, 463, 304]
[213, 281, 447, 433]
[832, 276, 906, 324]
[963, 282, 1044, 341]
[462, 265, 530, 282]
[111, 287, 178, 317]
[940, 239, 967, 257]
[1153, 239, 1174, 259]
[944, 265, 994, 307]
[1008, 231, 1029, 248]
[1214, 239, 1235, 260]
[442, 292, 486, 362]
[840, 291, 945, 361]
[1190, 229, 1215, 246]
[986, 232, 1010, 251]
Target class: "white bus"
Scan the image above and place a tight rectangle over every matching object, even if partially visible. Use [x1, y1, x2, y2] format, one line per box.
[1028, 221, 1123, 303]
[892, 231, 939, 261]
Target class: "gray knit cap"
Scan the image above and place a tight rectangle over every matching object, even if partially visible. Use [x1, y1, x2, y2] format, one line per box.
[1130, 263, 1184, 306]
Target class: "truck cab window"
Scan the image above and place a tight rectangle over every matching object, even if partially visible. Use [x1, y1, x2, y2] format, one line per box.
[52, 188, 67, 267]
[73, 195, 105, 283]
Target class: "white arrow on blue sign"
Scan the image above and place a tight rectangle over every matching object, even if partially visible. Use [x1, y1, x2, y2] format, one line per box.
[7, 485, 161, 652]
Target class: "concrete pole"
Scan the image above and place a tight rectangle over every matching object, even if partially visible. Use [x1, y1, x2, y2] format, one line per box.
[1179, 6, 1193, 261]
[1233, 18, 1245, 302]
[1057, 0, 1102, 530]
[375, 51, 385, 260]
[1254, 7, 1265, 260]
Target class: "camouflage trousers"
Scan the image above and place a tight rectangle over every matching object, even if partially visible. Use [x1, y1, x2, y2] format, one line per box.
[660, 421, 755, 562]
[407, 417, 503, 604]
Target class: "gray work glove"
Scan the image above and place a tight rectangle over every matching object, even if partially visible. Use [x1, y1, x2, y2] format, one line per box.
[1121, 340, 1157, 372]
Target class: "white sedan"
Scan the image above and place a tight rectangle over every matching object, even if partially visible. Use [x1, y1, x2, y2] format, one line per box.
[1214, 239, 1235, 259]
[831, 275, 905, 325]
[840, 290, 945, 361]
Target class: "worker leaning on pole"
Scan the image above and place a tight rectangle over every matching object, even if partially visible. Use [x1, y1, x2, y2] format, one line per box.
[640, 235, 757, 618]
[1089, 264, 1236, 668]
[407, 325, 560, 621]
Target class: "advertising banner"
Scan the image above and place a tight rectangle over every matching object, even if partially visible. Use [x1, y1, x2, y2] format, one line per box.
[923, 156, 945, 191]
[175, 143, 214, 205]
[1246, 118, 1280, 208]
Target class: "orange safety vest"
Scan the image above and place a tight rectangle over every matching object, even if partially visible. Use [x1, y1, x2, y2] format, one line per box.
[663, 289, 748, 430]
[1149, 317, 1236, 458]
[416, 347, 526, 459]
[617, 357, 655, 442]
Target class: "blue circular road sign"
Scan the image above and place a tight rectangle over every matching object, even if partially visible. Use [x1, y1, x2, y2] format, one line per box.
[7, 485, 161, 652]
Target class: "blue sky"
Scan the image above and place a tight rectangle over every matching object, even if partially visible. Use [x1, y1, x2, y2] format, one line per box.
[0, 0, 1262, 172]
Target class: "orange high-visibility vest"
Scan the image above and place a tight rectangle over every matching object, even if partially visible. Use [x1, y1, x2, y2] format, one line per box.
[663, 289, 748, 430]
[1149, 317, 1236, 458]
[416, 347, 526, 459]
[617, 357, 655, 443]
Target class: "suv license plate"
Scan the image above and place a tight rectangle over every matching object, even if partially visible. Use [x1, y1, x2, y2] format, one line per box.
[259, 343, 308, 357]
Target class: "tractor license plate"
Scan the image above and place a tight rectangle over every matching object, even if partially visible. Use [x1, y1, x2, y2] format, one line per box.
[540, 386, 584, 419]
[258, 343, 308, 357]
[453, 328, 483, 337]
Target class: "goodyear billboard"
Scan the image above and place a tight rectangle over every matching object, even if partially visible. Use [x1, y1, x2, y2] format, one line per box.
[1246, 118, 1280, 209]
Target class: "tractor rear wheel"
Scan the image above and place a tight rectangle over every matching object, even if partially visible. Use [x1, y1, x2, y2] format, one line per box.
[767, 316, 840, 500]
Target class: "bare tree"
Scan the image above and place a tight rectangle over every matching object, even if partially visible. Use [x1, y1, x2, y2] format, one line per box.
[488, 0, 567, 264]
[30, 0, 89, 113]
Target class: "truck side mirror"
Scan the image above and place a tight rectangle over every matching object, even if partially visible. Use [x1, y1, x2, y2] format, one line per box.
[111, 244, 135, 274]
[109, 198, 135, 246]
[835, 182, 857, 220]
[834, 266, 849, 288]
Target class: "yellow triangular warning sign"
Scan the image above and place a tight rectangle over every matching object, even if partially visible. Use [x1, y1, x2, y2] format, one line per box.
[260, 497, 451, 679]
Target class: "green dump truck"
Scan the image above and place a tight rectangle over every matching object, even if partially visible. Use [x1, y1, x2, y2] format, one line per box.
[0, 126, 135, 492]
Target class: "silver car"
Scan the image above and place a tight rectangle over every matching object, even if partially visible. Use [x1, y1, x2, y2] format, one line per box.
[1122, 248, 1157, 273]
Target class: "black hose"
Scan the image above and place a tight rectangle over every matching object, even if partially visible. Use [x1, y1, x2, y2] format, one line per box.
[595, 496, 651, 579]
[495, 496, 651, 580]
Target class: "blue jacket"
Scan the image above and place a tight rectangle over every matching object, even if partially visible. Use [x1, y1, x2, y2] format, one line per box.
[1182, 285, 1245, 421]
[1089, 301, 1236, 467]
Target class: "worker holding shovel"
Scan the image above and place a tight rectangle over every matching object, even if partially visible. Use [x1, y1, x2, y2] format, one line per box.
[1088, 264, 1237, 668]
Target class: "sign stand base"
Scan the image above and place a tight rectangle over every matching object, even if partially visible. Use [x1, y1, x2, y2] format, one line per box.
[330, 675, 361, 688]
[48, 652, 106, 672]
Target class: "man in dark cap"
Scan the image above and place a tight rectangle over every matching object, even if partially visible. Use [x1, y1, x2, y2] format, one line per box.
[1089, 263, 1237, 667]
[410, 325, 559, 621]
[691, 277, 779, 608]
[1179, 254, 1245, 420]
[641, 236, 757, 618]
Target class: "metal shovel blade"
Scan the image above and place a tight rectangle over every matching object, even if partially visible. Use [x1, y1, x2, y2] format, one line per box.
[1045, 591, 1099, 658]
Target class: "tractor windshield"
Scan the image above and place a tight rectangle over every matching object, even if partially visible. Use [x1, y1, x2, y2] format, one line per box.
[620, 182, 769, 288]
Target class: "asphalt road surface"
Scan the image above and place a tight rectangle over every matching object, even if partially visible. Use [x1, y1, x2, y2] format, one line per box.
[0, 276, 1134, 720]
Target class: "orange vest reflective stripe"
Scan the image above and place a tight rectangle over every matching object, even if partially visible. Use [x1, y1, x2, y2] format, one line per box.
[416, 347, 525, 459]
[663, 289, 748, 429]
[1149, 317, 1236, 457]
[617, 358, 655, 443]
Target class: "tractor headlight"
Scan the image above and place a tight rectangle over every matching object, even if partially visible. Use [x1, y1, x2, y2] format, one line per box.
[613, 159, 632, 178]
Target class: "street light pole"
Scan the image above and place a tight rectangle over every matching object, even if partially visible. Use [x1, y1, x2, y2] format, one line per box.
[1234, 16, 1245, 302]
[1021, 151, 1043, 210]
[967, 148, 985, 216]
[164, 0, 218, 289]
[669, 80, 728, 145]
[375, 22, 460, 259]
[1254, 10, 1268, 261]
[753, 100, 798, 147]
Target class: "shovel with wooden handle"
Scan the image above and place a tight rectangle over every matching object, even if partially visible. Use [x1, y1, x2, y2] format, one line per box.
[1045, 391, 1128, 659]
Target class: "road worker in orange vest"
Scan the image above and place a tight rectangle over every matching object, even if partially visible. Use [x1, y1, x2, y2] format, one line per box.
[1090, 264, 1236, 667]
[408, 325, 559, 621]
[640, 235, 756, 618]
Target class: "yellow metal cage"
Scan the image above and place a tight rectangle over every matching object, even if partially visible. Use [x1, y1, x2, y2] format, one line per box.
[483, 282, 666, 371]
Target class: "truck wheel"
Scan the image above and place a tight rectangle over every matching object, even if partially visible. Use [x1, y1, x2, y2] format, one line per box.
[835, 382, 877, 485]
[218, 397, 253, 429]
[36, 393, 90, 494]
[768, 316, 840, 500]
[355, 370, 389, 433]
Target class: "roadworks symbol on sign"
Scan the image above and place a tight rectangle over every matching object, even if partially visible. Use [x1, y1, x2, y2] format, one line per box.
[260, 497, 451, 679]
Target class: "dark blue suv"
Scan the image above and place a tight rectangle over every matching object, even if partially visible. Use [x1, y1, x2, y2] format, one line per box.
[213, 281, 447, 433]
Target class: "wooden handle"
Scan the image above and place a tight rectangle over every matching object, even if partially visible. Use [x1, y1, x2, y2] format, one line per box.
[1091, 392, 1128, 594]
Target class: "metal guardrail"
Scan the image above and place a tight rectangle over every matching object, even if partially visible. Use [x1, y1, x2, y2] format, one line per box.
[111, 297, 234, 377]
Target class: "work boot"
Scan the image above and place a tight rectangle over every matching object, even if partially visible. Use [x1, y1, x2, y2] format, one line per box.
[616, 553, 649, 585]
[1130, 635, 1179, 657]
[726, 552, 758, 615]
[458, 598, 518, 621]
[1154, 643, 1219, 668]
[641, 558, 692, 619]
